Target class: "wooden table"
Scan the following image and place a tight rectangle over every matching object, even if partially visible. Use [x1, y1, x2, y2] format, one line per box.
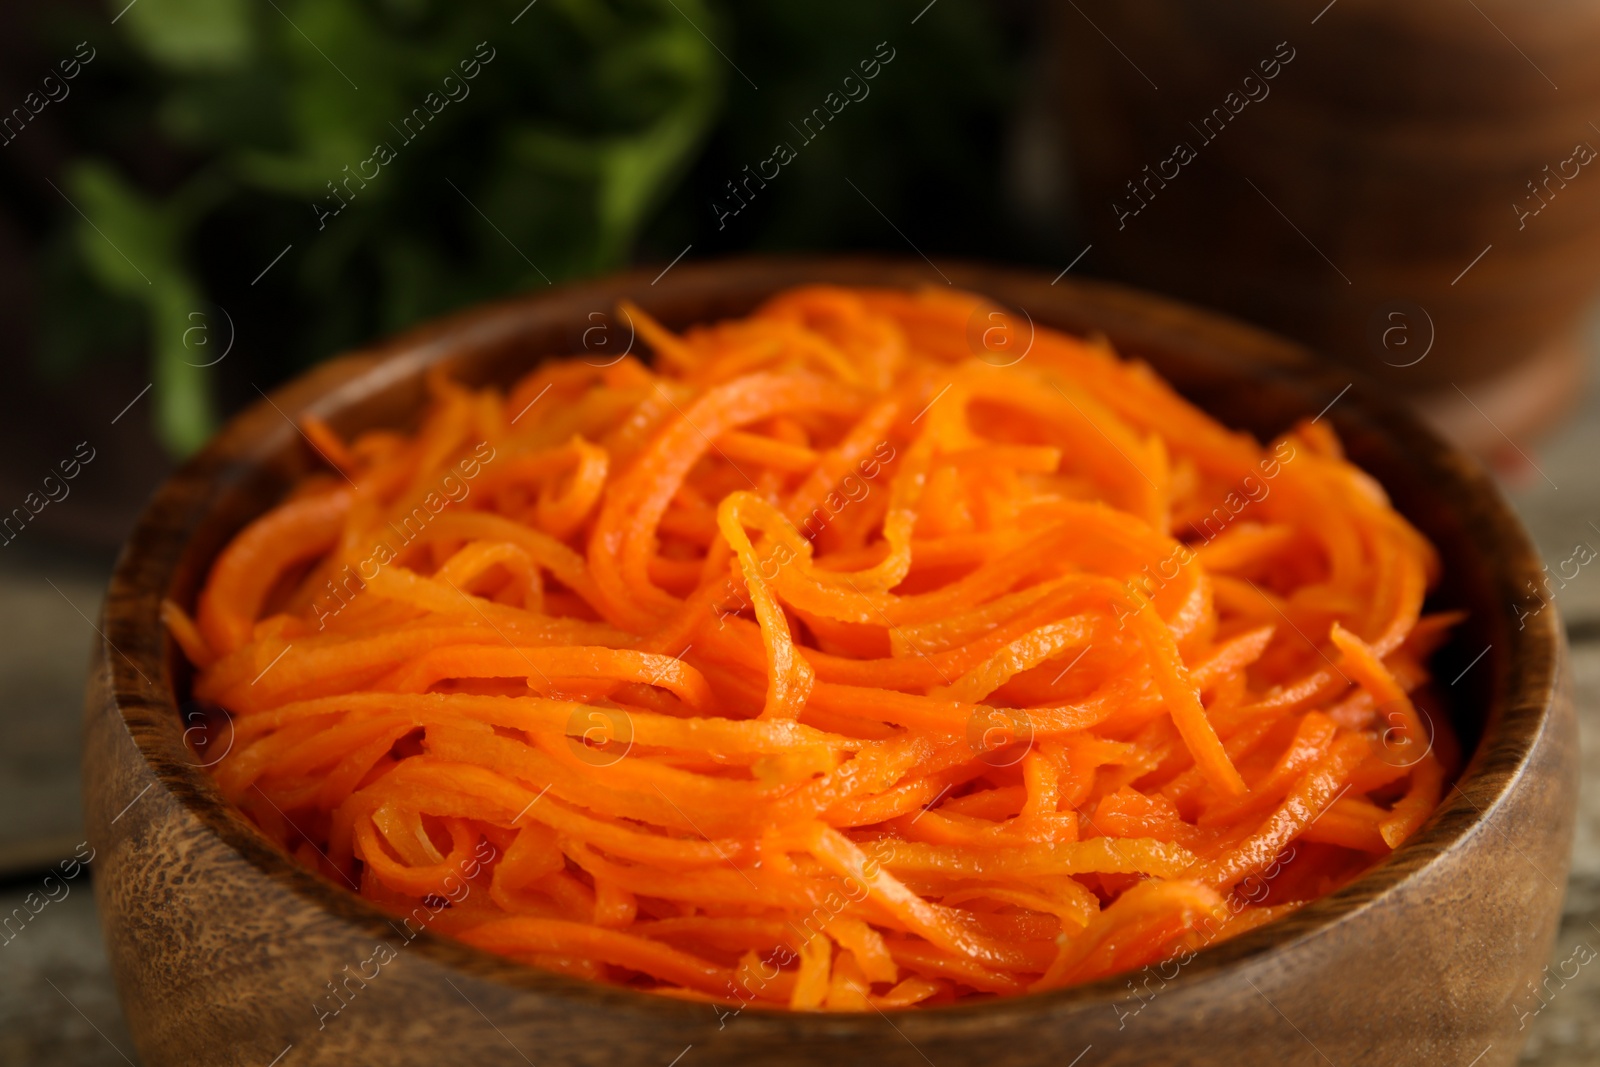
[3, 356, 1597, 1066]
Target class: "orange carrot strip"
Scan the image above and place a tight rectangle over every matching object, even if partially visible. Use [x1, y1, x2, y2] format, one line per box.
[169, 283, 1456, 1010]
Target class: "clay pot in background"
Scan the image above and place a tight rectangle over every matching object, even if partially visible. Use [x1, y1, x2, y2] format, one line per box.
[1057, 0, 1600, 456]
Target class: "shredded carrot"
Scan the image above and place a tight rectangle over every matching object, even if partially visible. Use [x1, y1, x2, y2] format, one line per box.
[171, 283, 1457, 1008]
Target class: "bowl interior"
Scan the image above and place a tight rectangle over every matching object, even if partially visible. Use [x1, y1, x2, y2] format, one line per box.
[112, 253, 1556, 1020]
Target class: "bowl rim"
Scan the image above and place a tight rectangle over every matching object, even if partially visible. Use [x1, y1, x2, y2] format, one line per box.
[96, 252, 1563, 1034]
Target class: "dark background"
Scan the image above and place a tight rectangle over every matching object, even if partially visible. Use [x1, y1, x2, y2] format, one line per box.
[0, 0, 1062, 553]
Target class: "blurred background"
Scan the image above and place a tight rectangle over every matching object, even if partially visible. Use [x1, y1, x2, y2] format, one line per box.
[2, 0, 1599, 1062]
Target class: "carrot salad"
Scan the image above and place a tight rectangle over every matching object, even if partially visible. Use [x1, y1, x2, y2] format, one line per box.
[165, 284, 1456, 1010]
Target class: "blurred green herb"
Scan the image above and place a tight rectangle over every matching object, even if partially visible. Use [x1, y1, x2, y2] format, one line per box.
[44, 0, 1022, 454]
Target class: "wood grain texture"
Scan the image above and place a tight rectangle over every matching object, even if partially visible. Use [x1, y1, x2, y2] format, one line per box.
[84, 255, 1577, 1066]
[1056, 0, 1600, 403]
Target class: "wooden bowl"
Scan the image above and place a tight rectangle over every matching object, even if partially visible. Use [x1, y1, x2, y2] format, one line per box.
[85, 256, 1576, 1067]
[1055, 0, 1600, 450]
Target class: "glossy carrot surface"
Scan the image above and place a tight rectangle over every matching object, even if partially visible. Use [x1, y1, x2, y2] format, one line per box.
[169, 285, 1455, 1008]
